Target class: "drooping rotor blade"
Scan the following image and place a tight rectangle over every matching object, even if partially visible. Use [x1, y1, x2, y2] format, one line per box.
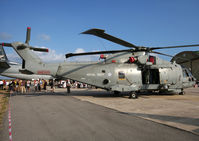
[151, 51, 192, 62]
[65, 49, 132, 58]
[151, 51, 174, 58]
[151, 44, 199, 50]
[82, 28, 138, 49]
[173, 56, 199, 64]
[25, 27, 31, 44]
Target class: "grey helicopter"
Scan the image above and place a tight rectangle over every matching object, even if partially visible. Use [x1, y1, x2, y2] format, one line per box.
[0, 27, 198, 98]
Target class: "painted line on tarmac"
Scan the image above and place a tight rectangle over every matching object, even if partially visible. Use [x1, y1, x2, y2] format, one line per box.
[8, 93, 12, 141]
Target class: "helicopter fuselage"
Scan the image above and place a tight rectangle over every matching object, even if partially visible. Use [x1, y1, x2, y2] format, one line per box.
[55, 53, 196, 94]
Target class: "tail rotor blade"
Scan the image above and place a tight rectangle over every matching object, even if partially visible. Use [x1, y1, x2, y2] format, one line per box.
[0, 43, 12, 47]
[25, 27, 31, 44]
[29, 47, 49, 52]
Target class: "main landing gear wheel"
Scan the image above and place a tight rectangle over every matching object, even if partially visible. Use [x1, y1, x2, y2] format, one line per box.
[179, 89, 185, 95]
[129, 92, 138, 99]
[179, 91, 185, 95]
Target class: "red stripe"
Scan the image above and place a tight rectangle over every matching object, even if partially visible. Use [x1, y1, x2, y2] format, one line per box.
[8, 93, 12, 141]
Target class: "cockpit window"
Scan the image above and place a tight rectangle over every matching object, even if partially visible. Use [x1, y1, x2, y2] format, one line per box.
[183, 69, 189, 77]
[182, 67, 193, 77]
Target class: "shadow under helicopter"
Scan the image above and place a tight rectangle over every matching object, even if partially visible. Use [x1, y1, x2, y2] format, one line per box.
[11, 89, 179, 98]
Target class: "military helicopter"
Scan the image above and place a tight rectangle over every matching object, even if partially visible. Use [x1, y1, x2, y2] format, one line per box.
[0, 27, 198, 98]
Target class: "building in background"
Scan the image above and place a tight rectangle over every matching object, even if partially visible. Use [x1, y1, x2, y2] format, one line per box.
[171, 51, 199, 81]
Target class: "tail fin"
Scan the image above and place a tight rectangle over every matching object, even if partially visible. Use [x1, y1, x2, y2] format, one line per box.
[12, 42, 44, 69]
[0, 27, 49, 72]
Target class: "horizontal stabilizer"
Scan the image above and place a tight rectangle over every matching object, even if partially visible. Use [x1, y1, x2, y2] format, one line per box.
[0, 61, 10, 68]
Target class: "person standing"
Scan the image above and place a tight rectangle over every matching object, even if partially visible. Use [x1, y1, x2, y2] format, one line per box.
[49, 79, 54, 93]
[44, 80, 47, 92]
[66, 81, 71, 93]
[26, 80, 31, 93]
[34, 80, 38, 92]
[20, 80, 26, 94]
[38, 79, 41, 91]
[6, 81, 9, 91]
[16, 80, 19, 93]
[0, 80, 3, 90]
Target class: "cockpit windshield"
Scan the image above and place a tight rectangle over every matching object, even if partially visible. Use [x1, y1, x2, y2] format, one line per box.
[181, 66, 196, 81]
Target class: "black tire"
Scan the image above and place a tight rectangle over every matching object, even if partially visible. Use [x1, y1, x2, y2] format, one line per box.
[129, 92, 138, 99]
[179, 91, 185, 95]
[179, 89, 185, 95]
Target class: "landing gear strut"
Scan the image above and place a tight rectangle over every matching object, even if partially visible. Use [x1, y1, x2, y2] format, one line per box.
[129, 91, 138, 99]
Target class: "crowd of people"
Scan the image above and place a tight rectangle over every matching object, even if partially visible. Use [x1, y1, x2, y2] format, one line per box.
[0, 79, 93, 94]
[0, 79, 52, 93]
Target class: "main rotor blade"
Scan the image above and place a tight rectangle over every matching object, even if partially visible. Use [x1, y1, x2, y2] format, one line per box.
[25, 27, 31, 44]
[151, 51, 174, 58]
[151, 51, 192, 62]
[82, 28, 138, 49]
[151, 44, 199, 50]
[65, 49, 132, 58]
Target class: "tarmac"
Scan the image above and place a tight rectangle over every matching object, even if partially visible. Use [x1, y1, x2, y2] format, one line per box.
[0, 88, 199, 141]
[0, 87, 198, 141]
[60, 87, 199, 135]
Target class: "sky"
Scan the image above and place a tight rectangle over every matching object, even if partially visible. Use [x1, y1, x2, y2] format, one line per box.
[1, 0, 199, 63]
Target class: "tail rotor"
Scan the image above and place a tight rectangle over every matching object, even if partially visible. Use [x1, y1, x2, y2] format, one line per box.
[25, 27, 31, 45]
[0, 27, 49, 52]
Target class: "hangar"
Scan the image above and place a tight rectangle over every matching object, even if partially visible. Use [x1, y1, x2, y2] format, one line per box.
[171, 51, 199, 81]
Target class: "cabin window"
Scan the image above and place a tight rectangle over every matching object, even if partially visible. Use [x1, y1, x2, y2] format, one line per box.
[118, 71, 125, 80]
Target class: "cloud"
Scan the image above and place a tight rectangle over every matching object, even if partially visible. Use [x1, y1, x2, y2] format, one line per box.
[0, 32, 12, 40]
[35, 47, 65, 62]
[36, 47, 94, 62]
[149, 53, 159, 57]
[5, 47, 65, 63]
[67, 48, 99, 62]
[38, 34, 51, 41]
[74, 48, 85, 53]
[6, 47, 99, 63]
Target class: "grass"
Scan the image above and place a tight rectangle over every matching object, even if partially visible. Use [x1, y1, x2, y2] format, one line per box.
[0, 90, 9, 126]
